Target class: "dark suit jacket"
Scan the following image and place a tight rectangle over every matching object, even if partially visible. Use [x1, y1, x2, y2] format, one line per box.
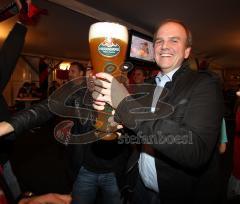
[116, 63, 224, 204]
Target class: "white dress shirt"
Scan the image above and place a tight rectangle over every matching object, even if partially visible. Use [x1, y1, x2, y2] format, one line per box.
[138, 67, 180, 192]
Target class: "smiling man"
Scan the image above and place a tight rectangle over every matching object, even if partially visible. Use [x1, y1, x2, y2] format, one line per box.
[153, 20, 191, 73]
[92, 19, 224, 204]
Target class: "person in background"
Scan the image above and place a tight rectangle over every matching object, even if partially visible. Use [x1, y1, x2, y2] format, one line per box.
[17, 82, 31, 98]
[57, 62, 130, 204]
[92, 19, 224, 204]
[228, 90, 240, 199]
[132, 68, 147, 84]
[219, 118, 228, 154]
[30, 82, 42, 98]
[16, 81, 31, 110]
[48, 80, 60, 96]
[0, 0, 47, 201]
[0, 1, 28, 200]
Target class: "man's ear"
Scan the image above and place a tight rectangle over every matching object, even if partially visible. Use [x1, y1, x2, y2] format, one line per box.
[184, 47, 191, 59]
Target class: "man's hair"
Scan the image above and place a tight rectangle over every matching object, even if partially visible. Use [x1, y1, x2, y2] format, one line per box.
[153, 19, 192, 47]
[70, 62, 86, 75]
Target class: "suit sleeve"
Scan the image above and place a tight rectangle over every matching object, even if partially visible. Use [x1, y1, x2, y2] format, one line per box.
[116, 74, 224, 168]
[0, 22, 27, 92]
[8, 100, 54, 135]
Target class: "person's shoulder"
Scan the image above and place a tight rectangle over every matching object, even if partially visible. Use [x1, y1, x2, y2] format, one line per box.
[184, 68, 220, 82]
[187, 70, 222, 95]
[181, 68, 222, 92]
[197, 69, 222, 84]
[198, 69, 218, 77]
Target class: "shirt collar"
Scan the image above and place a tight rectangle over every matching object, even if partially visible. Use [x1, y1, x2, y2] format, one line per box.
[155, 66, 181, 85]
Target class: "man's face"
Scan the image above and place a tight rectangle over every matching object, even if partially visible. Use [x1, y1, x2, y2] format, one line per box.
[133, 69, 146, 84]
[68, 65, 84, 80]
[154, 22, 191, 74]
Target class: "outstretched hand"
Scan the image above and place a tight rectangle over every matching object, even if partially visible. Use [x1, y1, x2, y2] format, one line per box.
[16, 0, 47, 26]
[19, 193, 71, 204]
[0, 121, 14, 137]
[92, 72, 129, 110]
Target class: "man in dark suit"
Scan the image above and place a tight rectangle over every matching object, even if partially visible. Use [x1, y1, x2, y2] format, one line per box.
[92, 19, 224, 204]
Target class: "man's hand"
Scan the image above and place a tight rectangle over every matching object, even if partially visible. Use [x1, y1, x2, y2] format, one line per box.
[92, 72, 129, 110]
[15, 0, 30, 13]
[16, 0, 47, 26]
[0, 121, 14, 137]
[19, 193, 71, 204]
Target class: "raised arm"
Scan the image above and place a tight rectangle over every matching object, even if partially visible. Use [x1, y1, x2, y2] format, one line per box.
[0, 100, 53, 138]
[0, 22, 27, 92]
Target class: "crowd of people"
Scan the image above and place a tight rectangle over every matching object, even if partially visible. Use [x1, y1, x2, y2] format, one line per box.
[0, 1, 240, 204]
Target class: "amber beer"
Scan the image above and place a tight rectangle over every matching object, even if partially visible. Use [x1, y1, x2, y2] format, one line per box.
[89, 22, 128, 140]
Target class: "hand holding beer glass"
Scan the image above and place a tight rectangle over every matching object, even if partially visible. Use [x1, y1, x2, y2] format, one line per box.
[89, 22, 128, 140]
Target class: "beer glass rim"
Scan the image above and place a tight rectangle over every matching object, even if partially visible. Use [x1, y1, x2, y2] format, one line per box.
[89, 22, 128, 43]
[90, 21, 127, 27]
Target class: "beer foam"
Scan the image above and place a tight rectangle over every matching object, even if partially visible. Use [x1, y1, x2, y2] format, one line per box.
[89, 22, 128, 43]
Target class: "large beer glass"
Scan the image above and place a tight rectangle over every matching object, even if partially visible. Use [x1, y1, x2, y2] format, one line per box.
[89, 22, 128, 140]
